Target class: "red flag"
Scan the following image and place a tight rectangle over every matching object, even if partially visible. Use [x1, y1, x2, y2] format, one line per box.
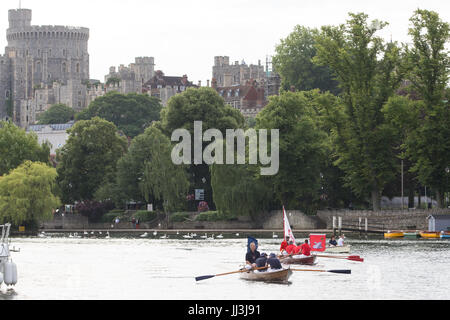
[310, 234, 326, 252]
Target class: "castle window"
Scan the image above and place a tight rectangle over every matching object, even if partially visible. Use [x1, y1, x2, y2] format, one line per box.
[63, 49, 66, 57]
[38, 49, 41, 56]
[76, 63, 80, 73]
[62, 63, 67, 73]
[5, 90, 10, 98]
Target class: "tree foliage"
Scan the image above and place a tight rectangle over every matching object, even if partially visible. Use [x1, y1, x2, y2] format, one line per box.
[402, 9, 450, 207]
[139, 126, 190, 213]
[56, 117, 127, 203]
[0, 121, 50, 176]
[77, 92, 162, 138]
[0, 161, 60, 227]
[313, 13, 406, 210]
[37, 104, 75, 125]
[256, 91, 328, 213]
[273, 25, 339, 94]
[160, 87, 245, 209]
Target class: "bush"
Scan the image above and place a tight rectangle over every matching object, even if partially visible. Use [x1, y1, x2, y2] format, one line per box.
[133, 210, 157, 222]
[170, 212, 191, 222]
[101, 211, 124, 223]
[75, 200, 115, 223]
[195, 211, 231, 222]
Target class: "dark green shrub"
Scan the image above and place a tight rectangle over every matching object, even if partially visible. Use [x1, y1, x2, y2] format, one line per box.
[170, 212, 190, 222]
[195, 211, 231, 222]
[133, 210, 157, 222]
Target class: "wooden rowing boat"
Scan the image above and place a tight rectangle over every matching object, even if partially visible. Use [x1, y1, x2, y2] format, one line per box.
[325, 245, 351, 253]
[279, 255, 317, 265]
[420, 231, 441, 239]
[239, 268, 292, 282]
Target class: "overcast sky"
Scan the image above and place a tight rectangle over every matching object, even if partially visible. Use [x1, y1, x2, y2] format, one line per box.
[0, 0, 448, 83]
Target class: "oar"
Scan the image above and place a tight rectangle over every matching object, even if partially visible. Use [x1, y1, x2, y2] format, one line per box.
[314, 255, 364, 262]
[291, 268, 351, 274]
[195, 266, 268, 282]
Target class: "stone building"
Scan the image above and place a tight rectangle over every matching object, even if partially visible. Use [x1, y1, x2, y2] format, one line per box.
[104, 57, 155, 94]
[0, 8, 90, 128]
[213, 56, 265, 87]
[212, 78, 267, 117]
[142, 70, 197, 106]
[27, 122, 74, 155]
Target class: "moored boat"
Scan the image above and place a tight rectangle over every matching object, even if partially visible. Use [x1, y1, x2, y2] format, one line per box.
[439, 232, 450, 239]
[239, 268, 292, 282]
[403, 231, 421, 239]
[325, 245, 351, 253]
[280, 255, 317, 265]
[384, 231, 404, 239]
[420, 231, 441, 239]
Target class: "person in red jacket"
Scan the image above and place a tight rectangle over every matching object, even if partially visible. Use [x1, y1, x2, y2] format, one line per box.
[299, 240, 311, 256]
[280, 240, 288, 253]
[285, 241, 296, 255]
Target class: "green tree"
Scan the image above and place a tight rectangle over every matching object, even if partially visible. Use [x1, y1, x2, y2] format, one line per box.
[256, 91, 328, 213]
[314, 13, 406, 210]
[0, 161, 60, 228]
[77, 92, 162, 138]
[37, 104, 75, 125]
[56, 117, 127, 203]
[273, 25, 339, 94]
[139, 126, 190, 218]
[403, 9, 450, 207]
[160, 87, 245, 210]
[211, 162, 273, 222]
[0, 121, 50, 176]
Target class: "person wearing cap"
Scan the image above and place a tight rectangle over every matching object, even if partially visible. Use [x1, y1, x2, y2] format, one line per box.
[254, 253, 268, 271]
[245, 242, 261, 269]
[267, 253, 282, 270]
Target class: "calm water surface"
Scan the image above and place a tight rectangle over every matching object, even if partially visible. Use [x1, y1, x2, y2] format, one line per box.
[0, 236, 449, 300]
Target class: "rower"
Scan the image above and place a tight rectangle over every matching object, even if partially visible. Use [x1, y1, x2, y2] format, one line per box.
[267, 253, 282, 271]
[254, 253, 268, 272]
[245, 242, 261, 269]
[279, 240, 288, 254]
[299, 239, 311, 256]
[329, 236, 338, 247]
[285, 240, 296, 255]
[337, 235, 345, 247]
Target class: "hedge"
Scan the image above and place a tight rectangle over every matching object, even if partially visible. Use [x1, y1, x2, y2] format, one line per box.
[170, 212, 191, 222]
[133, 210, 157, 222]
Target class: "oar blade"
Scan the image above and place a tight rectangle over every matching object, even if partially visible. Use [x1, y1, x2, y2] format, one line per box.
[195, 275, 215, 282]
[349, 257, 364, 262]
[328, 270, 351, 274]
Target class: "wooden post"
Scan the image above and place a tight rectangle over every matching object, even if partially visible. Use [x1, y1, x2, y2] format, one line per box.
[365, 218, 368, 239]
[332, 216, 336, 236]
[338, 217, 342, 235]
[359, 217, 362, 239]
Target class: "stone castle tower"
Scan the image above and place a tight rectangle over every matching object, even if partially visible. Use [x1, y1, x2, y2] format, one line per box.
[0, 8, 90, 127]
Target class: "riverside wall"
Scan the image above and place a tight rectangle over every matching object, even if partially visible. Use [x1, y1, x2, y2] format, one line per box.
[40, 208, 450, 231]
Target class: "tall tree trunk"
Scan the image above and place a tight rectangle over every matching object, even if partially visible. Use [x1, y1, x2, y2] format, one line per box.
[436, 190, 444, 209]
[417, 187, 422, 209]
[371, 188, 381, 211]
[408, 187, 415, 209]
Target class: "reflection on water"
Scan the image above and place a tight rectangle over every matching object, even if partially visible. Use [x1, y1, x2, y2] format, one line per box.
[1, 236, 449, 300]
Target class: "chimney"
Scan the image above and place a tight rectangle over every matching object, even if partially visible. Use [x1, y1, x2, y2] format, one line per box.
[198, 80, 202, 87]
[207, 80, 210, 87]
[211, 78, 218, 89]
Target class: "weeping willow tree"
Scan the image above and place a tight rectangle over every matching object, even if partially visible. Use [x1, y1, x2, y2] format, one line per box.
[0, 161, 60, 228]
[210, 161, 272, 222]
[139, 126, 190, 216]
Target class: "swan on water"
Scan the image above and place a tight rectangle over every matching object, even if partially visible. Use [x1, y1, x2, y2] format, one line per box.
[141, 232, 149, 238]
[273, 232, 279, 239]
[217, 234, 224, 239]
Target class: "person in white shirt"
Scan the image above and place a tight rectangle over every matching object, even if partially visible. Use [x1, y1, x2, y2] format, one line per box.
[337, 235, 345, 247]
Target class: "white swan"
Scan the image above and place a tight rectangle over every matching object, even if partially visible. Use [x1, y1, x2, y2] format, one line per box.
[140, 232, 149, 238]
[183, 233, 193, 239]
[217, 234, 224, 239]
[200, 233, 208, 239]
[273, 232, 279, 239]
[160, 234, 168, 239]
[105, 232, 110, 239]
[153, 231, 158, 236]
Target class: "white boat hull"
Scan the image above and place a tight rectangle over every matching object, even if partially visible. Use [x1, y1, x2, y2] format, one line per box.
[325, 245, 351, 254]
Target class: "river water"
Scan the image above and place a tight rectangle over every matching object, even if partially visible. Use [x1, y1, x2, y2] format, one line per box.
[0, 235, 449, 300]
